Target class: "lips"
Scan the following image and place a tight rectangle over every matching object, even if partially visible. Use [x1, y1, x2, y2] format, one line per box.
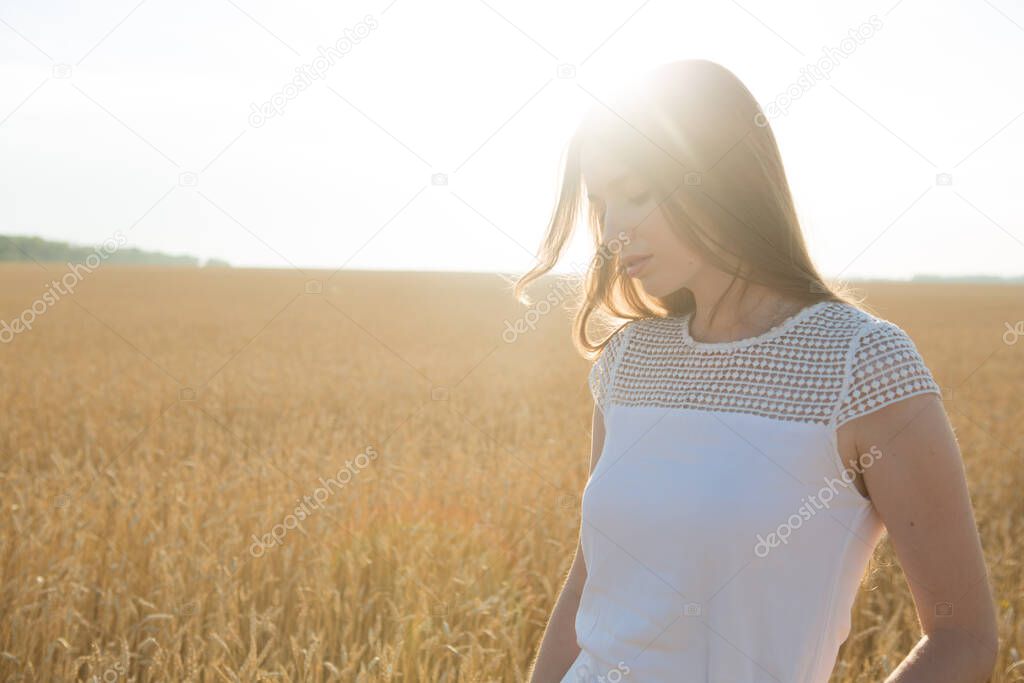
[621, 254, 652, 277]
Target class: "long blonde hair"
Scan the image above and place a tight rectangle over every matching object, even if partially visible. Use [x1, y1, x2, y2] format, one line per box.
[512, 59, 860, 358]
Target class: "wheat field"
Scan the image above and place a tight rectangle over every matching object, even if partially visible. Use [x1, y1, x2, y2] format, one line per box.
[0, 265, 1021, 682]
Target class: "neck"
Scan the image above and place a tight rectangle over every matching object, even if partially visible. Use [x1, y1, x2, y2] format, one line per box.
[687, 283, 804, 344]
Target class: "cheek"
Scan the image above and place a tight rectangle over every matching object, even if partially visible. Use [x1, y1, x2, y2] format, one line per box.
[646, 215, 697, 263]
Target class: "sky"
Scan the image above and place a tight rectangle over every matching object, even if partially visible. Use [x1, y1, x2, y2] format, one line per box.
[1, 0, 1023, 280]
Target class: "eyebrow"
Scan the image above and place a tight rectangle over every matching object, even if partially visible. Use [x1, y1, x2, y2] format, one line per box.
[587, 172, 630, 198]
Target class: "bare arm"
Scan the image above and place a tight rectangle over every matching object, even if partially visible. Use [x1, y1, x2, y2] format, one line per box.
[527, 405, 606, 682]
[852, 394, 999, 682]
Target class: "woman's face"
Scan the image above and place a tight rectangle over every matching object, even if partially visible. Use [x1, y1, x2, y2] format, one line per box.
[580, 144, 704, 298]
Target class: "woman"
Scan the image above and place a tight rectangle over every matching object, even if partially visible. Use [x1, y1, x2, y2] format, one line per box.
[518, 60, 998, 682]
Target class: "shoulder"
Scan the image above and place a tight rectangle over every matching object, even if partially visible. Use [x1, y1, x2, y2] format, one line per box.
[831, 304, 942, 428]
[587, 319, 639, 409]
[844, 307, 934, 374]
[796, 300, 927, 355]
[591, 318, 641, 362]
[800, 299, 876, 342]
[591, 313, 683, 352]
[587, 316, 663, 412]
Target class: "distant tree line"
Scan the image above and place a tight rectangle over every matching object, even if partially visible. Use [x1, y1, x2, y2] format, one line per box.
[911, 274, 1024, 283]
[0, 235, 230, 267]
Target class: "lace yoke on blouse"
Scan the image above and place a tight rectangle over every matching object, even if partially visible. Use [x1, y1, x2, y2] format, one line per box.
[588, 300, 941, 429]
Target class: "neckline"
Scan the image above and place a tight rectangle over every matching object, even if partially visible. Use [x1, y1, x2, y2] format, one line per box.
[679, 300, 830, 351]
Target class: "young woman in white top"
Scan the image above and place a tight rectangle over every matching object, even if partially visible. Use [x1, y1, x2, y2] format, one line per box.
[519, 60, 998, 683]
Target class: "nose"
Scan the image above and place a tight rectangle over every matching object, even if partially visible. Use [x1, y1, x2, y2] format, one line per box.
[602, 213, 638, 251]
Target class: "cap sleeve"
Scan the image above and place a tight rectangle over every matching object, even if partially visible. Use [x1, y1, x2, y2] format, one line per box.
[588, 321, 636, 415]
[835, 319, 942, 427]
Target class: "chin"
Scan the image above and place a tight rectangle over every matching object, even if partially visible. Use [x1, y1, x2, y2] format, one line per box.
[637, 278, 670, 298]
[639, 275, 690, 300]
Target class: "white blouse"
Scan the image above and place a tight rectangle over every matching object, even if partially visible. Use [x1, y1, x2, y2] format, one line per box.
[561, 300, 942, 683]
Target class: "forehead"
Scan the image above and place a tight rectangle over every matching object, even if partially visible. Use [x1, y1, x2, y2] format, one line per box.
[579, 142, 638, 195]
